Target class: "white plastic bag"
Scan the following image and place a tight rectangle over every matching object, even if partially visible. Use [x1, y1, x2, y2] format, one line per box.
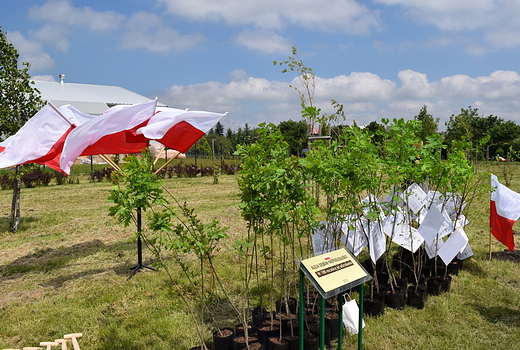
[342, 298, 365, 335]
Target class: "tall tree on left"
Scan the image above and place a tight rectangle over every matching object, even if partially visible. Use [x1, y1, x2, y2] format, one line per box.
[0, 27, 45, 232]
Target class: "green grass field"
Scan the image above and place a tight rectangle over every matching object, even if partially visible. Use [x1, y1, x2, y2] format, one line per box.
[0, 163, 519, 350]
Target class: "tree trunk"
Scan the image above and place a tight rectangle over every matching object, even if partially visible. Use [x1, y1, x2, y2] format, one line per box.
[9, 166, 21, 232]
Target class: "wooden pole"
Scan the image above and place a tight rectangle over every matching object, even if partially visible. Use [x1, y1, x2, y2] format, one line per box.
[154, 151, 181, 174]
[99, 154, 120, 171]
[489, 229, 493, 260]
[153, 146, 166, 166]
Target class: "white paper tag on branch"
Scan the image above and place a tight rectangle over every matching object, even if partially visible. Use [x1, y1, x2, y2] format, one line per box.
[341, 218, 368, 256]
[368, 221, 386, 263]
[424, 237, 444, 259]
[312, 222, 337, 255]
[438, 228, 469, 265]
[405, 183, 428, 214]
[392, 224, 424, 253]
[418, 205, 445, 246]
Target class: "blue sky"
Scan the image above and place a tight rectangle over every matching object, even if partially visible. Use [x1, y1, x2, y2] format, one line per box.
[3, 0, 520, 131]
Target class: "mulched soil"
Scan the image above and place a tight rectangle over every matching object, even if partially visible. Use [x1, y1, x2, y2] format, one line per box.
[492, 249, 520, 263]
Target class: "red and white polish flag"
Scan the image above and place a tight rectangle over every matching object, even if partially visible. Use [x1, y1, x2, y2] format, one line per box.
[0, 103, 86, 173]
[60, 99, 157, 174]
[136, 108, 226, 153]
[490, 174, 520, 251]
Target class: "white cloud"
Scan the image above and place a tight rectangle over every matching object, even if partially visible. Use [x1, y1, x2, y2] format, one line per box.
[28, 0, 125, 31]
[31, 75, 57, 82]
[397, 70, 434, 99]
[372, 40, 392, 52]
[155, 75, 295, 127]
[315, 72, 396, 102]
[159, 77, 291, 109]
[376, 0, 495, 31]
[120, 12, 206, 53]
[31, 24, 70, 52]
[157, 0, 380, 34]
[155, 69, 520, 129]
[376, 0, 520, 51]
[229, 69, 250, 82]
[235, 29, 292, 54]
[344, 102, 378, 113]
[5, 31, 55, 72]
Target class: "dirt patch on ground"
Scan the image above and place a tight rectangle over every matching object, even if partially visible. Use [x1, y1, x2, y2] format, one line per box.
[492, 249, 520, 263]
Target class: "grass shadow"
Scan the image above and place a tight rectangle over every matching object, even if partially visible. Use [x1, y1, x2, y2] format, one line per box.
[460, 258, 487, 277]
[198, 296, 240, 332]
[0, 215, 39, 232]
[0, 238, 161, 284]
[0, 239, 106, 279]
[472, 304, 520, 327]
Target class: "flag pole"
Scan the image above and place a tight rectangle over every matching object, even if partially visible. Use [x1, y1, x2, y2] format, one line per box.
[154, 150, 180, 174]
[153, 146, 166, 166]
[48, 102, 121, 173]
[489, 229, 493, 260]
[48, 102, 76, 126]
[99, 154, 120, 171]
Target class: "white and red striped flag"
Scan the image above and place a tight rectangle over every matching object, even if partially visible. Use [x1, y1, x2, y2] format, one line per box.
[60, 99, 157, 174]
[0, 135, 14, 152]
[490, 174, 520, 251]
[0, 103, 85, 172]
[136, 108, 226, 152]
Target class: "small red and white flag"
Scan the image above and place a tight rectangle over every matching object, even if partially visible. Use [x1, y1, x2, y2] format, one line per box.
[0, 103, 82, 173]
[60, 99, 157, 174]
[490, 174, 520, 251]
[136, 108, 226, 153]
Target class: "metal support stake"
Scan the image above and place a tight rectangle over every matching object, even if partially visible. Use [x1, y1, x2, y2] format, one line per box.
[128, 207, 156, 280]
[299, 269, 305, 350]
[320, 295, 325, 350]
[358, 283, 364, 350]
[337, 292, 344, 350]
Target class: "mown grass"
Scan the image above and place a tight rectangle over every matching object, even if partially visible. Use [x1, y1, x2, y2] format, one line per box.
[0, 163, 519, 350]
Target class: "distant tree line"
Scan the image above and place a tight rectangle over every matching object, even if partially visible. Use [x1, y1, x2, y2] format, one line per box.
[194, 105, 520, 162]
[187, 120, 309, 159]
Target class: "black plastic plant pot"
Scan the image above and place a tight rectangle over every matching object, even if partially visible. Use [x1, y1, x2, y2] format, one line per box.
[363, 293, 385, 317]
[385, 288, 405, 310]
[213, 328, 234, 350]
[407, 284, 427, 310]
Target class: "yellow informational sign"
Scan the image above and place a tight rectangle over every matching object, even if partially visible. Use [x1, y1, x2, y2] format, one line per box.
[300, 247, 371, 298]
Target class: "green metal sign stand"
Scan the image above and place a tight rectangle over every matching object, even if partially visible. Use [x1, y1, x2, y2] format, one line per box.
[298, 248, 370, 350]
[358, 283, 364, 350]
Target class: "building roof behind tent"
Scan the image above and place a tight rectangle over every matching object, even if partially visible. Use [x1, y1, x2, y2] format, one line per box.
[33, 79, 167, 115]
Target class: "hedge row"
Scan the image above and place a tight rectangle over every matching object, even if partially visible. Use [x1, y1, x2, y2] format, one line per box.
[0, 163, 241, 189]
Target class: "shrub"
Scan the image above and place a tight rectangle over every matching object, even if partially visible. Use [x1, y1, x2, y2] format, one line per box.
[89, 168, 114, 182]
[20, 168, 53, 188]
[54, 171, 67, 185]
[220, 163, 240, 175]
[172, 164, 200, 177]
[0, 172, 13, 190]
[200, 167, 214, 176]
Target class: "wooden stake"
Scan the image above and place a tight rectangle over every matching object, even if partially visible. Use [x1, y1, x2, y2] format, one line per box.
[99, 154, 120, 171]
[489, 229, 493, 260]
[154, 151, 180, 174]
[153, 146, 166, 166]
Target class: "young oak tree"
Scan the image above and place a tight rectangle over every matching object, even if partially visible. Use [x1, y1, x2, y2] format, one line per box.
[0, 26, 45, 231]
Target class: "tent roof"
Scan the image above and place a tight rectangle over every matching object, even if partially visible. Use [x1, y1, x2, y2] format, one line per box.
[33, 80, 167, 115]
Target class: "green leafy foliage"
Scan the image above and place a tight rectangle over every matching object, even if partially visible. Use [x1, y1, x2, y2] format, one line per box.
[0, 26, 44, 138]
[108, 150, 165, 227]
